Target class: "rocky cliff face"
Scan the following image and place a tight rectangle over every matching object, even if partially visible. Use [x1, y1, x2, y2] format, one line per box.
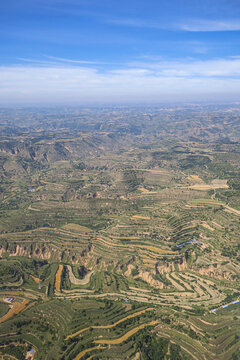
[137, 270, 164, 289]
[0, 243, 95, 265]
[156, 256, 188, 274]
[6, 244, 58, 260]
[195, 264, 234, 280]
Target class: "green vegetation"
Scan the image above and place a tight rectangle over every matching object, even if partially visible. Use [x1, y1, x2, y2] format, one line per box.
[0, 105, 239, 359]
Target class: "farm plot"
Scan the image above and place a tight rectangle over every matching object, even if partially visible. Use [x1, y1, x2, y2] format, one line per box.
[0, 299, 29, 323]
[73, 346, 107, 360]
[67, 266, 94, 286]
[55, 265, 63, 292]
[94, 320, 158, 344]
[66, 307, 155, 340]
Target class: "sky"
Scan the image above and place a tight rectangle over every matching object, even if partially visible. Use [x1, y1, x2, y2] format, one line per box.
[1, 0, 240, 104]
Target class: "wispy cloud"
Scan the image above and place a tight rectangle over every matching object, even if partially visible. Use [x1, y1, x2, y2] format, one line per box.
[126, 57, 240, 77]
[180, 20, 240, 32]
[45, 55, 108, 65]
[1, 57, 240, 104]
[108, 17, 240, 32]
[17, 55, 240, 77]
[17, 56, 108, 66]
[17, 57, 60, 66]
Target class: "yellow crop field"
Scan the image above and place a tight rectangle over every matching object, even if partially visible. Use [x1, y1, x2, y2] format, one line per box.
[66, 308, 155, 340]
[187, 175, 204, 182]
[40, 180, 52, 184]
[94, 320, 158, 345]
[137, 169, 169, 174]
[55, 264, 63, 292]
[136, 245, 174, 254]
[190, 199, 225, 206]
[201, 222, 215, 231]
[142, 206, 158, 209]
[177, 178, 228, 191]
[31, 275, 39, 283]
[138, 187, 150, 193]
[110, 235, 137, 240]
[131, 215, 151, 220]
[66, 326, 90, 340]
[96, 308, 155, 329]
[0, 299, 29, 323]
[73, 346, 106, 360]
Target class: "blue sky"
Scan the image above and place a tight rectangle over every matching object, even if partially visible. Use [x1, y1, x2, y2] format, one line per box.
[1, 0, 240, 104]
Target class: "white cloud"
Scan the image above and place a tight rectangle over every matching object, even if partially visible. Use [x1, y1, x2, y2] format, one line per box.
[45, 56, 108, 65]
[181, 20, 240, 32]
[108, 17, 240, 32]
[128, 58, 240, 77]
[0, 57, 240, 104]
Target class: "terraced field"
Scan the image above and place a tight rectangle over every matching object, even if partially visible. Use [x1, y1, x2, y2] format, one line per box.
[0, 300, 29, 323]
[94, 320, 159, 344]
[55, 265, 63, 292]
[0, 106, 240, 359]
